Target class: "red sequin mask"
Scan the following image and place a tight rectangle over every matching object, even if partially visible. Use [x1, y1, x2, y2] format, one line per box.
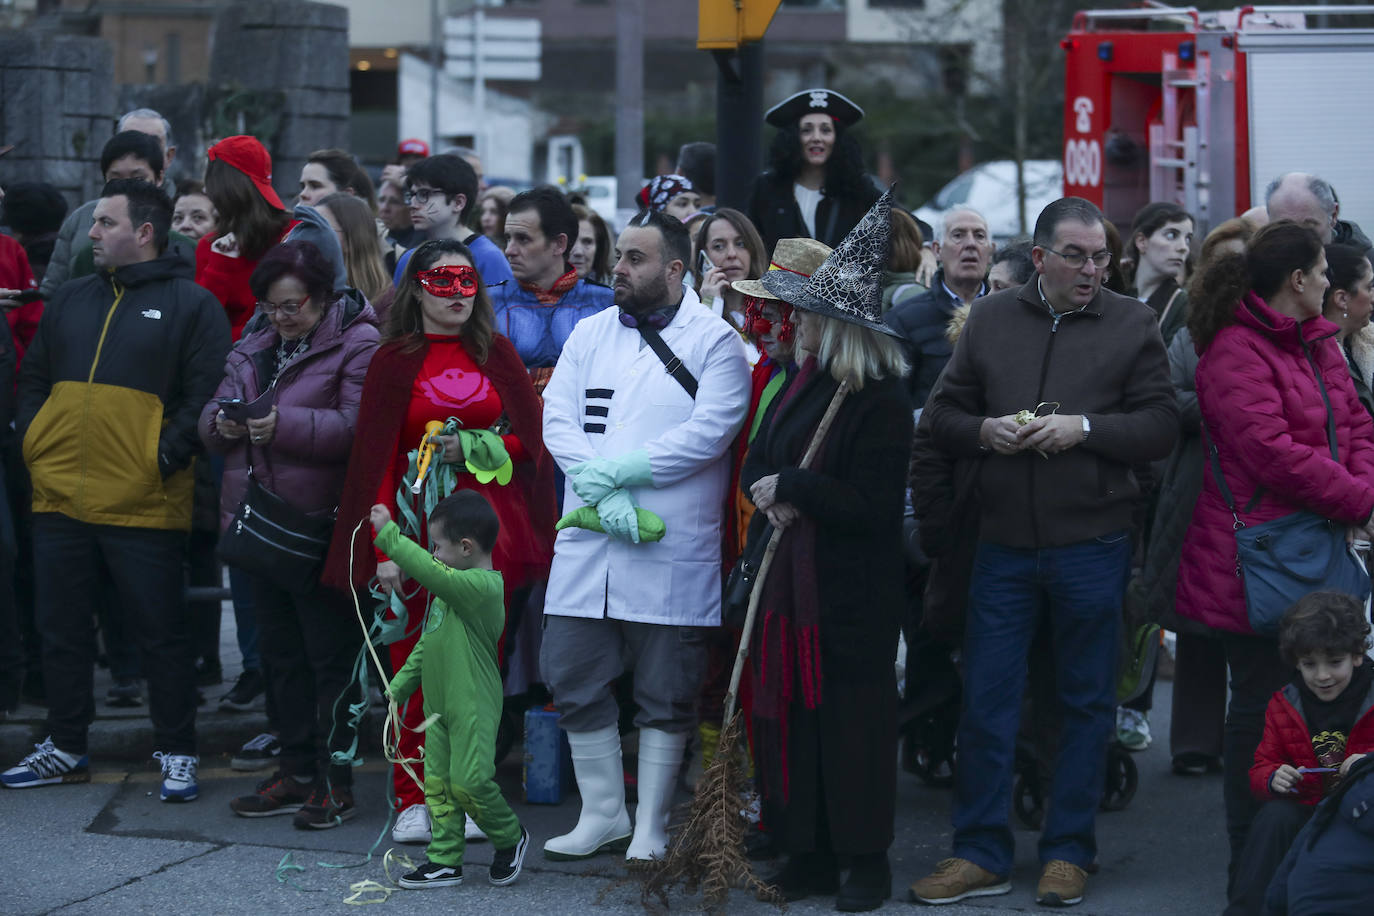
[743, 295, 795, 344]
[416, 264, 479, 298]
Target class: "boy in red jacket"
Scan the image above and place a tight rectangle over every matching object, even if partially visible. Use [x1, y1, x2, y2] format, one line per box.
[1225, 590, 1373, 915]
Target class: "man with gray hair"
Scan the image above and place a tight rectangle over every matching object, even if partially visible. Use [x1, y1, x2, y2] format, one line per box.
[885, 206, 994, 407]
[40, 108, 179, 299]
[1264, 172, 1371, 249]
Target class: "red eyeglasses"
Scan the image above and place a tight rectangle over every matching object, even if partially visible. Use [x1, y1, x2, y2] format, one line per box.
[416, 264, 479, 298]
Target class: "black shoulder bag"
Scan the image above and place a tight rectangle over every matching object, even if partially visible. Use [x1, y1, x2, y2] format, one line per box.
[217, 445, 337, 595]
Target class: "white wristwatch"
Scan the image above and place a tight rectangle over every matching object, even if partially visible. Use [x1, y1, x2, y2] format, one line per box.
[1081, 415, 1091, 441]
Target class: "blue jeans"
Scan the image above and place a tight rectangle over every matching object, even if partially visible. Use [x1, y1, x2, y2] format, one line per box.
[952, 534, 1130, 875]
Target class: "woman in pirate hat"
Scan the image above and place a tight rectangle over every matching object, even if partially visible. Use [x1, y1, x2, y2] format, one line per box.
[746, 88, 880, 253]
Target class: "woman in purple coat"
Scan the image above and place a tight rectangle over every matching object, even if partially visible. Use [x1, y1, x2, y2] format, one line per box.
[199, 240, 380, 828]
[1176, 221, 1374, 895]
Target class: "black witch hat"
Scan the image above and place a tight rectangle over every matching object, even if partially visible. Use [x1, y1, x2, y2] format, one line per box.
[763, 188, 902, 337]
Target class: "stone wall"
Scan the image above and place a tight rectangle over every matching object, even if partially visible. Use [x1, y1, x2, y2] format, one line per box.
[0, 32, 115, 205]
[208, 1, 351, 207]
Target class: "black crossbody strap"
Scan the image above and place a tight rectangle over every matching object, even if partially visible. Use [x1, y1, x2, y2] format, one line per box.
[636, 325, 698, 399]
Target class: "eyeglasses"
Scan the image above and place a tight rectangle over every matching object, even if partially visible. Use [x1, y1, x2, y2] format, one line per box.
[416, 264, 480, 298]
[404, 187, 447, 206]
[257, 298, 308, 316]
[1045, 248, 1113, 270]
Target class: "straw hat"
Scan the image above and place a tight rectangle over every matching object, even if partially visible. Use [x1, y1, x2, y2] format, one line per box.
[731, 237, 833, 302]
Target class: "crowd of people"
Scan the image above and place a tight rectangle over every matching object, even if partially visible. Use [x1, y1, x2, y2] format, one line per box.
[1, 90, 1373, 911]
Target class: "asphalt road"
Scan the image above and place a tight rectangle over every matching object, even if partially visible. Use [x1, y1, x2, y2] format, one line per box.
[2, 675, 1228, 916]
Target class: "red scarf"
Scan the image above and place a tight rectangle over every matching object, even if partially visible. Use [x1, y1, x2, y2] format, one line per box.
[322, 333, 557, 592]
[521, 267, 580, 305]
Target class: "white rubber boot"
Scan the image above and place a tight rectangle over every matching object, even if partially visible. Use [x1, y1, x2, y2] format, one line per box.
[625, 728, 689, 862]
[542, 724, 632, 860]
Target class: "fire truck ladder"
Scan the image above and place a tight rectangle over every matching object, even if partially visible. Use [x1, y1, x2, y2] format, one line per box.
[1150, 50, 1210, 228]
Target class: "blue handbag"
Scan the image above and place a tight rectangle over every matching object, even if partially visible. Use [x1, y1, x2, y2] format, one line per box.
[1204, 345, 1371, 636]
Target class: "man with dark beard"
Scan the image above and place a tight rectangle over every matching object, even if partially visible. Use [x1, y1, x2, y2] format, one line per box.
[538, 209, 751, 863]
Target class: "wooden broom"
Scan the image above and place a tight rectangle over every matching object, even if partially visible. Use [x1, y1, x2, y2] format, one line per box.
[640, 380, 851, 912]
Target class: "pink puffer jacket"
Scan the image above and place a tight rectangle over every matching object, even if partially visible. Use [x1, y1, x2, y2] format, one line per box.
[1176, 291, 1374, 634]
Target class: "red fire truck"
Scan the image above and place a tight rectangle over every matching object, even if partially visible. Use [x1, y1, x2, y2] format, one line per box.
[1063, 4, 1374, 236]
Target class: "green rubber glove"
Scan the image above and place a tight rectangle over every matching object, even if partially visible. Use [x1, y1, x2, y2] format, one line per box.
[568, 450, 654, 506]
[555, 506, 666, 542]
[596, 488, 641, 543]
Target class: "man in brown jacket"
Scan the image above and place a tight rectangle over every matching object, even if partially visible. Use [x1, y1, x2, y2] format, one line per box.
[909, 197, 1177, 908]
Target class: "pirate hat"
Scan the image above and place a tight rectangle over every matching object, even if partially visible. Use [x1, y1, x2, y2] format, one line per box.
[732, 237, 832, 302]
[767, 188, 903, 338]
[764, 88, 865, 129]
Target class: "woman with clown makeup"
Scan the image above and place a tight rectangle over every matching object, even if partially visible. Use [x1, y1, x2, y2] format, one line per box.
[324, 239, 557, 847]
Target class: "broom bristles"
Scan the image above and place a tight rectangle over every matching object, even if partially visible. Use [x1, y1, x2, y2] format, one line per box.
[638, 712, 783, 912]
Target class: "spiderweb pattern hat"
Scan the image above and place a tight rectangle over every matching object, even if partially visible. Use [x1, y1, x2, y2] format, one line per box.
[764, 188, 902, 337]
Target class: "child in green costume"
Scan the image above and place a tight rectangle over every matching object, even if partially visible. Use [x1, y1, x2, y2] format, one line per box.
[370, 492, 530, 889]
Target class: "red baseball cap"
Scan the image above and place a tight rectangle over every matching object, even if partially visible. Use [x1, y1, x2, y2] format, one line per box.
[206, 135, 285, 211]
[397, 138, 429, 158]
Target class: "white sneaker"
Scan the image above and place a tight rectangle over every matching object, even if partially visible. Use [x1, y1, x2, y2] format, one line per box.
[392, 802, 431, 844]
[465, 813, 488, 842]
[1116, 707, 1152, 751]
[153, 752, 199, 802]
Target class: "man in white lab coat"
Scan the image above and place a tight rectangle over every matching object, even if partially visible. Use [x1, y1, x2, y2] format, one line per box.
[539, 209, 751, 862]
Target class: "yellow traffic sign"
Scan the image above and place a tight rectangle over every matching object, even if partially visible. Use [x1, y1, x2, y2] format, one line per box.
[698, 0, 781, 50]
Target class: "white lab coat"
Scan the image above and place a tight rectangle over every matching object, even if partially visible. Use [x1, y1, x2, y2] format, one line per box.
[542, 290, 751, 626]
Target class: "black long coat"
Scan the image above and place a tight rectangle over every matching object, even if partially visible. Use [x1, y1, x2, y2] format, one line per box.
[746, 171, 881, 253]
[740, 366, 913, 856]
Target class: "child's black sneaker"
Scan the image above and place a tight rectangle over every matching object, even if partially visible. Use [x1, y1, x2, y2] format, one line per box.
[229, 771, 312, 817]
[488, 826, 530, 886]
[398, 861, 463, 888]
[293, 785, 356, 829]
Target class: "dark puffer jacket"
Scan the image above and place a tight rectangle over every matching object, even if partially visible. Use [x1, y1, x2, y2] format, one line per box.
[885, 268, 972, 409]
[1176, 293, 1374, 634]
[199, 290, 379, 529]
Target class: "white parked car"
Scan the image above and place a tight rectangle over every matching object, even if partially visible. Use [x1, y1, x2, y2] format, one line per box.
[915, 160, 1064, 244]
[578, 176, 618, 228]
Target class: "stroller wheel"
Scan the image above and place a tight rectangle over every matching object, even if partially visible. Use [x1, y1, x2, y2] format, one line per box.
[1013, 771, 1044, 830]
[1100, 743, 1139, 812]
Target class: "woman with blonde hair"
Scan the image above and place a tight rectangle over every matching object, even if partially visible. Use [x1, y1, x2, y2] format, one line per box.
[317, 192, 394, 317]
[741, 191, 912, 910]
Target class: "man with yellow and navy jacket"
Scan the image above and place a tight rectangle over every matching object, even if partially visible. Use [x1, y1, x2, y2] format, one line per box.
[2, 179, 230, 802]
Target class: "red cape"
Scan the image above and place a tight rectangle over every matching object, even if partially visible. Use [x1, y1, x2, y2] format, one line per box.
[322, 333, 557, 592]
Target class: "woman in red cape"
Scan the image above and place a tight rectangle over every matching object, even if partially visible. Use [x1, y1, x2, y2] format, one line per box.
[323, 239, 556, 844]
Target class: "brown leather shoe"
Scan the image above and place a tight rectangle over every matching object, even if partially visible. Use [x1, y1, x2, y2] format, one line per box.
[908, 857, 1011, 905]
[1036, 859, 1087, 907]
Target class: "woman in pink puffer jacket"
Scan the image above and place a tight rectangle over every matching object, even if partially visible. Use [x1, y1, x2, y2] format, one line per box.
[1176, 221, 1374, 899]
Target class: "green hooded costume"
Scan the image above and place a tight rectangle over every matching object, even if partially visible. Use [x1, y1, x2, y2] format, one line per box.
[377, 521, 522, 865]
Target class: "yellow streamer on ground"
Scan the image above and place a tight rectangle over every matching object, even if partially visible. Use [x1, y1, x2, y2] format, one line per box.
[343, 880, 394, 905]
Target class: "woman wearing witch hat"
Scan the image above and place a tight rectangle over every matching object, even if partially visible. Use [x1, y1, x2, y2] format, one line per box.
[740, 190, 913, 911]
[747, 89, 881, 253]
